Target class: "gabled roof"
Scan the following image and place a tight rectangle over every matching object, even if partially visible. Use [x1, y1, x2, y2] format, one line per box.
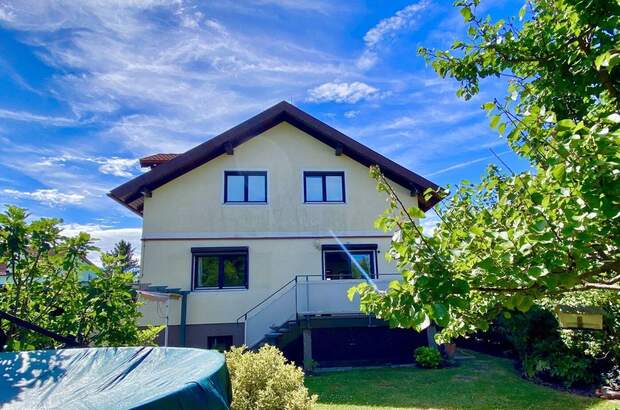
[109, 101, 441, 215]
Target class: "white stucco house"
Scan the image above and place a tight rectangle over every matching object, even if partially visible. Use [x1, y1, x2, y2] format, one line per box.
[109, 101, 441, 367]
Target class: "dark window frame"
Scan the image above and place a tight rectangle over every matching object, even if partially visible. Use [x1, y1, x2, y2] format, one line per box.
[321, 244, 377, 280]
[192, 247, 249, 290]
[224, 171, 267, 203]
[303, 171, 345, 203]
[207, 335, 234, 351]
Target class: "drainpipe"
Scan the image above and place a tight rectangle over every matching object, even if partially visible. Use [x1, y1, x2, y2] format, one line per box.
[180, 292, 188, 347]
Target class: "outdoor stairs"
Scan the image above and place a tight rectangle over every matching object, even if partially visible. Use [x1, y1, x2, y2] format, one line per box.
[257, 320, 301, 349]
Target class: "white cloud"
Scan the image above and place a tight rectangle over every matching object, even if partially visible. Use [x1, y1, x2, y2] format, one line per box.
[357, 1, 430, 69]
[308, 81, 379, 104]
[0, 0, 351, 153]
[0, 108, 78, 126]
[98, 158, 139, 177]
[426, 150, 512, 177]
[2, 188, 85, 206]
[420, 214, 439, 235]
[344, 110, 359, 119]
[363, 2, 429, 48]
[35, 153, 139, 178]
[245, 0, 337, 13]
[61, 223, 142, 266]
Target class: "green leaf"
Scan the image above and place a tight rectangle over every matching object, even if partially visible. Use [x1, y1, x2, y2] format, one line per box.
[431, 303, 449, 326]
[556, 119, 575, 131]
[518, 4, 526, 20]
[531, 219, 547, 233]
[347, 286, 358, 302]
[551, 164, 566, 181]
[490, 115, 501, 129]
[482, 102, 495, 111]
[498, 122, 506, 135]
[530, 192, 544, 205]
[460, 7, 473, 21]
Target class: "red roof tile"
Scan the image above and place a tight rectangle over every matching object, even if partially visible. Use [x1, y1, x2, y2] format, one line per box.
[139, 153, 179, 168]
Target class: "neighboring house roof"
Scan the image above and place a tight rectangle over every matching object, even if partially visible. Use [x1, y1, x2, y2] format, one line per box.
[0, 263, 7, 276]
[139, 153, 179, 169]
[109, 101, 442, 215]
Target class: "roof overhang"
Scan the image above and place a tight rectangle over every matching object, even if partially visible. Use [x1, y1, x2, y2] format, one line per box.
[109, 101, 442, 215]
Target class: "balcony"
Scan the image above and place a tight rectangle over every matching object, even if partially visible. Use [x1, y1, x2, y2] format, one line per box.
[238, 274, 401, 348]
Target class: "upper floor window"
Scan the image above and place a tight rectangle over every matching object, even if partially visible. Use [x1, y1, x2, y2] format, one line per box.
[224, 171, 267, 203]
[192, 247, 248, 290]
[304, 171, 345, 203]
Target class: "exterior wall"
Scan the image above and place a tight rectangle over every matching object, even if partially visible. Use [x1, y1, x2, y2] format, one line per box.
[139, 236, 395, 327]
[142, 122, 415, 237]
[154, 324, 244, 348]
[138, 121, 419, 339]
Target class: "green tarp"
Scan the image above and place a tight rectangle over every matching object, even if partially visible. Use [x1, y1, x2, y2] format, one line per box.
[0, 347, 231, 409]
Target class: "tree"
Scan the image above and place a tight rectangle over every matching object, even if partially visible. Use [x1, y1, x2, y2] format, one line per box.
[107, 239, 140, 278]
[0, 206, 159, 350]
[351, 0, 620, 342]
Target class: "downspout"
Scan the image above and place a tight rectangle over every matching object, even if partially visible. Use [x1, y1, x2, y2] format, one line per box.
[180, 292, 188, 347]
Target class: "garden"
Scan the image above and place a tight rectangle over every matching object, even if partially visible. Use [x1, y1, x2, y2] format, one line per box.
[306, 350, 619, 410]
[1, 0, 619, 408]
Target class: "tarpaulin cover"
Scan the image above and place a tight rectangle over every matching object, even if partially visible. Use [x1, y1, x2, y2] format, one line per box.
[0, 347, 231, 409]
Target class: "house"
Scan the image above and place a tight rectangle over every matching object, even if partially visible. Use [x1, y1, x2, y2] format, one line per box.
[0, 258, 97, 286]
[109, 101, 441, 367]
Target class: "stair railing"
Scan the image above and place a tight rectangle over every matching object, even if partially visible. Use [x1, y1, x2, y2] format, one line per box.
[236, 273, 401, 347]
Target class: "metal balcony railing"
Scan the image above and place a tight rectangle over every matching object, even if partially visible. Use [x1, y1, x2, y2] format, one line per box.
[237, 273, 401, 348]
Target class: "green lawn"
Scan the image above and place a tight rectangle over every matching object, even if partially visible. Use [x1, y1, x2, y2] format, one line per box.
[305, 350, 620, 410]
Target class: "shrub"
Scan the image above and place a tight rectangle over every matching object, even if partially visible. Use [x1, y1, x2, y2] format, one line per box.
[225, 345, 317, 410]
[415, 346, 441, 369]
[485, 294, 620, 388]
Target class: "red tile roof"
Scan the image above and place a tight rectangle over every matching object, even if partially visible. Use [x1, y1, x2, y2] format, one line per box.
[139, 153, 179, 168]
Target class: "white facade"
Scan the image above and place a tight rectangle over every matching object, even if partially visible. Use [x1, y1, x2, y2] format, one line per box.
[127, 118, 428, 348]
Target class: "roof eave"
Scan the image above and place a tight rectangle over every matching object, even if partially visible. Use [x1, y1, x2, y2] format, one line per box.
[106, 192, 143, 217]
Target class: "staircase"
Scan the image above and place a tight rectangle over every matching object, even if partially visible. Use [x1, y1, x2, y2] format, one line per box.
[236, 274, 399, 348]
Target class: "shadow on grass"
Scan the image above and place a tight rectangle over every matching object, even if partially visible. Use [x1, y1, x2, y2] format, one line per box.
[305, 350, 615, 410]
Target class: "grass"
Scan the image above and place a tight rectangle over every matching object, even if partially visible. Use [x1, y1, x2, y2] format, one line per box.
[305, 350, 620, 410]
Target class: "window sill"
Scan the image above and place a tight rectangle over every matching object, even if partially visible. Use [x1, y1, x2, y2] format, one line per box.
[222, 202, 268, 206]
[192, 287, 249, 292]
[303, 201, 346, 205]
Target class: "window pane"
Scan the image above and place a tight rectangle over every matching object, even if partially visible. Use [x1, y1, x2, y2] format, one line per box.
[324, 251, 351, 280]
[351, 253, 372, 279]
[222, 255, 246, 287]
[197, 256, 219, 287]
[247, 175, 266, 202]
[305, 176, 323, 202]
[208, 335, 233, 351]
[226, 175, 245, 202]
[325, 175, 343, 201]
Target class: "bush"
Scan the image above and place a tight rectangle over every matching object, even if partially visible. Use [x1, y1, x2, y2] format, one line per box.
[415, 346, 441, 369]
[486, 295, 620, 388]
[225, 345, 317, 410]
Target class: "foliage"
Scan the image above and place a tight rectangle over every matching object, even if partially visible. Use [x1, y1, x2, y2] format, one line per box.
[306, 350, 618, 410]
[225, 345, 317, 410]
[414, 346, 441, 368]
[602, 365, 620, 391]
[105, 239, 140, 278]
[480, 293, 619, 388]
[0, 206, 159, 350]
[351, 0, 620, 342]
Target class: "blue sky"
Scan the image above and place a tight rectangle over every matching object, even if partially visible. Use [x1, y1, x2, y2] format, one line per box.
[0, 0, 526, 259]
